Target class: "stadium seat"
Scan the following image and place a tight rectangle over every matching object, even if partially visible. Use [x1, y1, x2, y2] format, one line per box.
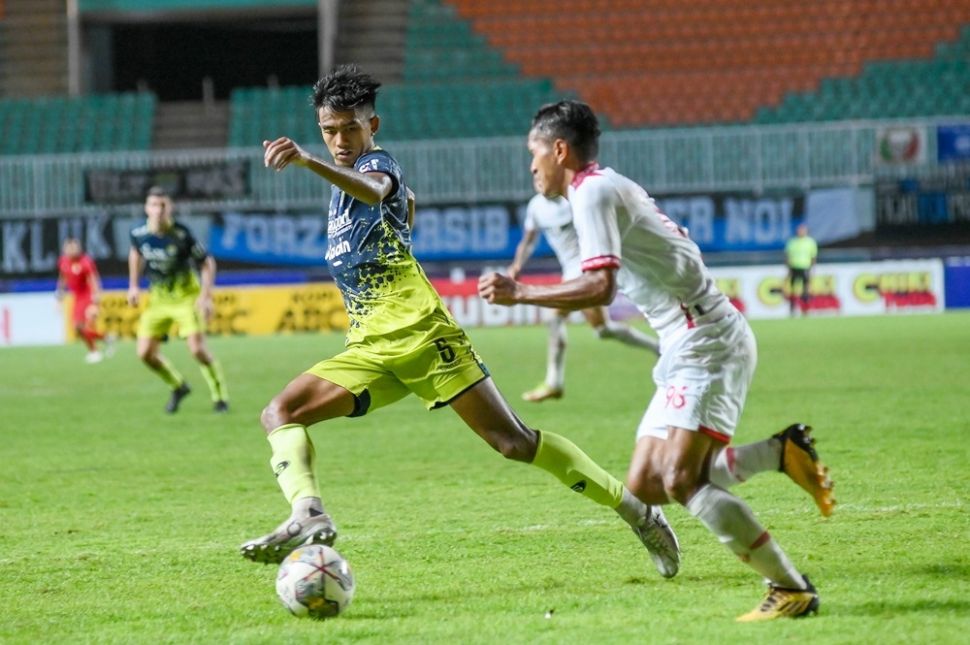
[0, 92, 156, 156]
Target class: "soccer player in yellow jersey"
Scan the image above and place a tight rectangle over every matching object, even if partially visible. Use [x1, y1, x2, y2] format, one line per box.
[785, 224, 818, 316]
[239, 66, 680, 578]
[128, 186, 229, 413]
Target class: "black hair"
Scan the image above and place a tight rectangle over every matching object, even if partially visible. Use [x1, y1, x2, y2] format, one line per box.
[311, 65, 381, 113]
[146, 185, 170, 199]
[530, 100, 601, 163]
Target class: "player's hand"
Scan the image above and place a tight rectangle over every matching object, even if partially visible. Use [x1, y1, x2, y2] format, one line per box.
[196, 295, 215, 323]
[263, 137, 308, 172]
[478, 272, 521, 306]
[127, 287, 140, 307]
[506, 264, 521, 280]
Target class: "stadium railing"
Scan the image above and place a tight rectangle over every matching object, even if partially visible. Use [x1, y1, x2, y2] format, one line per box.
[0, 116, 954, 217]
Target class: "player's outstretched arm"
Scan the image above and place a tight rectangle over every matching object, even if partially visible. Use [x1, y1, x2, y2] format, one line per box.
[197, 255, 217, 322]
[127, 247, 142, 307]
[89, 261, 103, 305]
[406, 188, 416, 230]
[479, 267, 616, 310]
[54, 273, 65, 301]
[507, 228, 539, 280]
[262, 137, 392, 206]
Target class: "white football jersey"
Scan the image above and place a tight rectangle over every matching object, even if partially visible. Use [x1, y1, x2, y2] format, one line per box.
[524, 193, 582, 278]
[568, 164, 729, 340]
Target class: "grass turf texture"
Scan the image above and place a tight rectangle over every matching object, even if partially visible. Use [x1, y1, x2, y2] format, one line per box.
[1, 312, 968, 644]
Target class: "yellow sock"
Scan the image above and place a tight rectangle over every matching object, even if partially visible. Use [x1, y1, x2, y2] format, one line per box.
[268, 424, 320, 504]
[531, 431, 623, 508]
[199, 359, 228, 401]
[151, 356, 184, 389]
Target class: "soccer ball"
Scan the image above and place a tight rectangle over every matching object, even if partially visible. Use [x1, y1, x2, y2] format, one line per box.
[275, 544, 355, 619]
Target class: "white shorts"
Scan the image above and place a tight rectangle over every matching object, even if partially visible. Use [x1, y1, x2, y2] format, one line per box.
[636, 310, 757, 443]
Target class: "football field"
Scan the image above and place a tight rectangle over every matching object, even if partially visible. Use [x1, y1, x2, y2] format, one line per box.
[1, 312, 968, 643]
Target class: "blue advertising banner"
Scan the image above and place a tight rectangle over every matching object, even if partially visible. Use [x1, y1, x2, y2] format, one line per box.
[937, 124, 970, 163]
[207, 207, 553, 266]
[209, 212, 327, 266]
[411, 204, 552, 261]
[205, 193, 813, 267]
[656, 193, 806, 251]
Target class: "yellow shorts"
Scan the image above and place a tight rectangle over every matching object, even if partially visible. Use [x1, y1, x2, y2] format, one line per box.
[137, 296, 205, 339]
[306, 311, 489, 416]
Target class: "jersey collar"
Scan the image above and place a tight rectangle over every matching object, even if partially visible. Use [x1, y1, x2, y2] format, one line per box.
[570, 162, 601, 189]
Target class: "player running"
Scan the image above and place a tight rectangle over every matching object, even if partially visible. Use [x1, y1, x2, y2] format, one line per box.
[479, 100, 835, 622]
[56, 238, 115, 363]
[508, 190, 659, 402]
[128, 186, 229, 414]
[239, 66, 680, 580]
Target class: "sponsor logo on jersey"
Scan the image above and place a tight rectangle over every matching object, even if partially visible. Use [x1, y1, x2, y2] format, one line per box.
[325, 240, 351, 262]
[328, 210, 352, 238]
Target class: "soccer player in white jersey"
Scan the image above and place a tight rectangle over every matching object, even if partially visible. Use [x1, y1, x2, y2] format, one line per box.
[508, 189, 659, 402]
[479, 100, 835, 622]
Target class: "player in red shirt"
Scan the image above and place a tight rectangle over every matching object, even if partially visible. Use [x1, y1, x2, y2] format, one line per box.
[56, 238, 114, 363]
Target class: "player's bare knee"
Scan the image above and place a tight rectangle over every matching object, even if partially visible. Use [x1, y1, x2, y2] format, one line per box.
[491, 424, 537, 462]
[662, 468, 701, 506]
[260, 398, 290, 433]
[626, 469, 650, 498]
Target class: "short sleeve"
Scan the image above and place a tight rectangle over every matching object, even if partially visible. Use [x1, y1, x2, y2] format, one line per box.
[181, 225, 209, 262]
[570, 178, 622, 272]
[523, 198, 538, 233]
[356, 151, 402, 196]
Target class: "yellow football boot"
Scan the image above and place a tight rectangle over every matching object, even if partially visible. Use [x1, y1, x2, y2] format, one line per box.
[737, 576, 820, 622]
[774, 424, 835, 517]
[522, 384, 564, 402]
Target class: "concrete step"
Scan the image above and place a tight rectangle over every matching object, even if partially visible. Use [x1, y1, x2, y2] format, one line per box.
[152, 101, 229, 149]
[3, 0, 66, 17]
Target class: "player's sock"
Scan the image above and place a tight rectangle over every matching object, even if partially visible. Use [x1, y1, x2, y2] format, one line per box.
[545, 316, 567, 389]
[531, 430, 622, 508]
[151, 355, 185, 389]
[595, 321, 660, 353]
[707, 439, 781, 488]
[199, 359, 229, 402]
[687, 484, 805, 589]
[80, 330, 97, 351]
[268, 423, 322, 507]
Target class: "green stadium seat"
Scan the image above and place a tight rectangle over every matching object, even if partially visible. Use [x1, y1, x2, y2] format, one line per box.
[0, 92, 157, 155]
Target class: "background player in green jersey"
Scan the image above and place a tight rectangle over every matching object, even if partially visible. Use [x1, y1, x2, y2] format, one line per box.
[239, 66, 681, 580]
[128, 186, 229, 413]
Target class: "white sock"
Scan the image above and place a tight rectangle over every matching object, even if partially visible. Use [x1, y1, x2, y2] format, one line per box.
[707, 438, 781, 488]
[595, 321, 660, 354]
[545, 316, 567, 389]
[687, 484, 805, 589]
[292, 496, 325, 518]
[614, 487, 647, 528]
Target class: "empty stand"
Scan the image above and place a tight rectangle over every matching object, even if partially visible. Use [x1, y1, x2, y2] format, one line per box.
[447, 0, 970, 127]
[0, 93, 156, 155]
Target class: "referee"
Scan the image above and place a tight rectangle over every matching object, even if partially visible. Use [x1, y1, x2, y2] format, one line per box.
[785, 224, 818, 316]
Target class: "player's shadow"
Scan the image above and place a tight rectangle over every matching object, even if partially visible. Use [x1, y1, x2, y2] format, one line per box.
[918, 563, 970, 580]
[838, 599, 970, 617]
[838, 563, 970, 616]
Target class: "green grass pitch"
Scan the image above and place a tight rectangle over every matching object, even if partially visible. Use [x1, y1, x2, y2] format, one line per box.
[1, 312, 968, 643]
